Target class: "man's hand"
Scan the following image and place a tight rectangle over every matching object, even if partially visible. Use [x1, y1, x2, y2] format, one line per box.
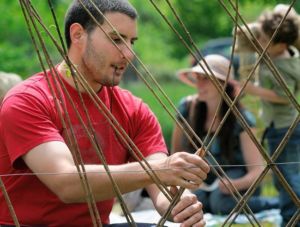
[171, 187, 205, 227]
[146, 153, 209, 226]
[154, 152, 210, 190]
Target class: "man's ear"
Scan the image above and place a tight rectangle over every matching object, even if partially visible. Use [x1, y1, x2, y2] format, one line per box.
[69, 23, 86, 46]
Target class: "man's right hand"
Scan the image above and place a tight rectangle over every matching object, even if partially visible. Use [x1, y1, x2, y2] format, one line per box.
[153, 152, 209, 190]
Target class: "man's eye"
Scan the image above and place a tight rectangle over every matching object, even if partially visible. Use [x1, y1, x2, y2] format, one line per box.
[113, 38, 122, 44]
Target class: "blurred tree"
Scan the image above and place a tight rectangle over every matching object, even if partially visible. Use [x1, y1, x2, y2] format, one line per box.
[167, 0, 300, 59]
[167, 0, 235, 58]
[0, 0, 68, 78]
[1, 0, 299, 78]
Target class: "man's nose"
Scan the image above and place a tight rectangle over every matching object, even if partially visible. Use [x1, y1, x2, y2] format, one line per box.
[120, 44, 134, 62]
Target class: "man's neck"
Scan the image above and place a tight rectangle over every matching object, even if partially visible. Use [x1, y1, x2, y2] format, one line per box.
[57, 61, 103, 93]
[57, 61, 85, 92]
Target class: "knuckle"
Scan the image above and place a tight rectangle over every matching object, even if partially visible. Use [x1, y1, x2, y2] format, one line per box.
[195, 201, 203, 210]
[190, 194, 198, 203]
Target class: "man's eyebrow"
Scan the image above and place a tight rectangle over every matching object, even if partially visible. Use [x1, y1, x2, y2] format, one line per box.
[110, 31, 138, 41]
[131, 37, 138, 42]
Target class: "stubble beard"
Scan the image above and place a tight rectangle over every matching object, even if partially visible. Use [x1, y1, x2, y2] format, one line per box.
[83, 40, 124, 87]
[82, 41, 108, 87]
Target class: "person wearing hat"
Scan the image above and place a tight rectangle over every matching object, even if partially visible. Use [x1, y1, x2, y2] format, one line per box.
[171, 54, 279, 215]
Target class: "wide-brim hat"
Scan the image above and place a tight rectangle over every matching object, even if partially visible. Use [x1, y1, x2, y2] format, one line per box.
[177, 54, 234, 87]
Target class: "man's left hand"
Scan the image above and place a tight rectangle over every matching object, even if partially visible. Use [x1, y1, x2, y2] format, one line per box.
[171, 187, 205, 227]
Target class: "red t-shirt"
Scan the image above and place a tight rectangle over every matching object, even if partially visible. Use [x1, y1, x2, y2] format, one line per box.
[0, 70, 167, 226]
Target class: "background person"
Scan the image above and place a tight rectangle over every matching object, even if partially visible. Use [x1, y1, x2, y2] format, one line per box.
[171, 54, 278, 215]
[235, 10, 300, 227]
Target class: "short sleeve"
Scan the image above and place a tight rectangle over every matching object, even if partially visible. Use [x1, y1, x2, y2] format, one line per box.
[260, 62, 298, 98]
[130, 101, 168, 160]
[176, 97, 190, 120]
[272, 75, 296, 98]
[1, 94, 63, 169]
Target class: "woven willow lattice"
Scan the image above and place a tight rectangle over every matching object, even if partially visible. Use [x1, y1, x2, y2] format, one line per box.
[0, 1, 299, 226]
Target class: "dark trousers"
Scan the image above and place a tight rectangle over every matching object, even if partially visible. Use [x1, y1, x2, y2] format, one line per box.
[265, 123, 300, 227]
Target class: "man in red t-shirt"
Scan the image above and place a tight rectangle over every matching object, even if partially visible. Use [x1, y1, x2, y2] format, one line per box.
[0, 0, 209, 226]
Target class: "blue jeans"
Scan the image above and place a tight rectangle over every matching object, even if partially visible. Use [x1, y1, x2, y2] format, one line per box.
[266, 123, 300, 227]
[193, 169, 279, 215]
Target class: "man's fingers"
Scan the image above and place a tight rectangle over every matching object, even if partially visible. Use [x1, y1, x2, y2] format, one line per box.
[175, 203, 205, 227]
[181, 211, 204, 227]
[156, 152, 209, 188]
[172, 194, 200, 220]
[185, 153, 210, 174]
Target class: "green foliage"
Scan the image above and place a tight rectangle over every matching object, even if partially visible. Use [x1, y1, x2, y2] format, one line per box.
[131, 0, 183, 78]
[0, 1, 31, 77]
[0, 42, 36, 79]
[0, 0, 68, 77]
[2, 0, 297, 79]
[169, 0, 234, 58]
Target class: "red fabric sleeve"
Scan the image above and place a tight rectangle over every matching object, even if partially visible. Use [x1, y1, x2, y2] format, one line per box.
[1, 93, 64, 169]
[130, 100, 168, 160]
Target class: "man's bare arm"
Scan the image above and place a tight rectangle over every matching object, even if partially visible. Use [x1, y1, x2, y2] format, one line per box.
[23, 141, 209, 203]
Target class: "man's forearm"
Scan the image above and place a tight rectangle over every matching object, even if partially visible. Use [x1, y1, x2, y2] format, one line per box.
[60, 161, 160, 203]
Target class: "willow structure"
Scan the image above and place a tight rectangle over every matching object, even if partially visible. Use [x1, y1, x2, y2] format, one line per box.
[0, 0, 299, 226]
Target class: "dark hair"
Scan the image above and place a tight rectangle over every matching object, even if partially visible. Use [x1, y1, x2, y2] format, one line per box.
[64, 0, 138, 48]
[191, 83, 238, 162]
[260, 12, 298, 45]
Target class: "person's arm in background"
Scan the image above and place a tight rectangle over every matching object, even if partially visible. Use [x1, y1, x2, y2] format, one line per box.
[244, 81, 289, 103]
[231, 80, 289, 104]
[218, 128, 264, 194]
[145, 152, 209, 227]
